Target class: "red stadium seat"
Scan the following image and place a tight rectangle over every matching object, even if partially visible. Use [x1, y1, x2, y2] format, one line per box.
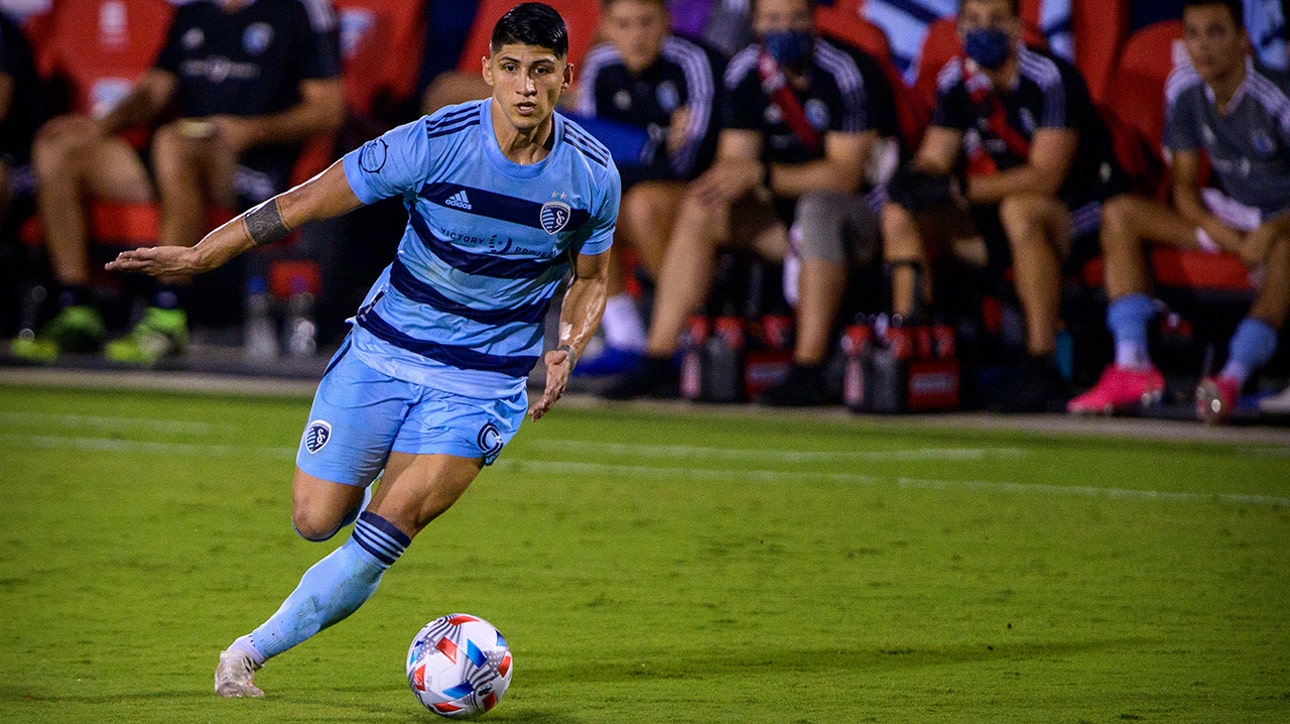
[814, 3, 930, 148]
[455, 0, 601, 73]
[29, 0, 174, 145]
[1101, 21, 1183, 157]
[333, 0, 427, 118]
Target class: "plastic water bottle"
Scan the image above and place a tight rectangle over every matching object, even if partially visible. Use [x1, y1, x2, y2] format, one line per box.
[243, 276, 278, 361]
[283, 280, 317, 358]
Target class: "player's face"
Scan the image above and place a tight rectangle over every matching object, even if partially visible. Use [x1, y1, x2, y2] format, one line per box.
[603, 0, 670, 73]
[752, 0, 814, 35]
[484, 44, 572, 132]
[957, 0, 1021, 44]
[1183, 5, 1246, 83]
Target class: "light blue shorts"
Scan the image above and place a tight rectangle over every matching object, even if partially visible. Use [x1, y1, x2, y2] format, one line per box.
[295, 339, 526, 487]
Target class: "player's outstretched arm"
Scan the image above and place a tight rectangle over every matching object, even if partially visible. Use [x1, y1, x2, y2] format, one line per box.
[529, 250, 610, 421]
[105, 160, 363, 277]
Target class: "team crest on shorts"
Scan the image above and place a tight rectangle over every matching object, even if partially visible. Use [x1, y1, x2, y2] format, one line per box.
[477, 423, 504, 456]
[540, 201, 571, 234]
[304, 420, 332, 454]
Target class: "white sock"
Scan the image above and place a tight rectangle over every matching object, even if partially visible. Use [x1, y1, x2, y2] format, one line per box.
[601, 294, 646, 352]
[1114, 340, 1151, 370]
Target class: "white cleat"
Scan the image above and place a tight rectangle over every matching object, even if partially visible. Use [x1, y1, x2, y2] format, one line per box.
[215, 647, 265, 698]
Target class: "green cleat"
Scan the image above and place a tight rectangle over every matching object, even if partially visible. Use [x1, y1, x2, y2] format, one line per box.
[9, 305, 106, 362]
[104, 307, 189, 366]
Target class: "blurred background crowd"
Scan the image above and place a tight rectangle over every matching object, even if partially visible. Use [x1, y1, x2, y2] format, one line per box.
[0, 0, 1287, 422]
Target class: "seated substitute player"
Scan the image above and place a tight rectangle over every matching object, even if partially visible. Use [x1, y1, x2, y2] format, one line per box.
[572, 0, 724, 374]
[603, 0, 889, 402]
[107, 3, 620, 698]
[1067, 0, 1290, 423]
[15, 0, 342, 365]
[880, 0, 1123, 411]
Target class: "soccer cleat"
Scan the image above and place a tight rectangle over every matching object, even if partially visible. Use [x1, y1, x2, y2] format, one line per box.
[214, 646, 265, 698]
[104, 307, 189, 366]
[599, 356, 678, 400]
[10, 305, 106, 362]
[995, 357, 1069, 413]
[758, 364, 828, 407]
[1066, 364, 1165, 415]
[1195, 375, 1239, 425]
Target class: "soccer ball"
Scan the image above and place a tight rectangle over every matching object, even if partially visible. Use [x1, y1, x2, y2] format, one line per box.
[406, 614, 513, 719]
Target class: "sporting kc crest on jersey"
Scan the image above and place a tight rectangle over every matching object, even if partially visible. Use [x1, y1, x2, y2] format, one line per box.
[359, 138, 388, 173]
[304, 419, 332, 454]
[477, 423, 504, 456]
[540, 201, 571, 234]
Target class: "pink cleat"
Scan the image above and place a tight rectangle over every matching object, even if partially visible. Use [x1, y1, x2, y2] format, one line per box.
[1067, 364, 1165, 415]
[1195, 375, 1239, 424]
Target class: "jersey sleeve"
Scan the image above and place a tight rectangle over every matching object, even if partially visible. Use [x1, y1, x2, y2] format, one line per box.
[1037, 65, 1081, 130]
[930, 66, 972, 131]
[573, 164, 622, 257]
[723, 53, 766, 131]
[342, 118, 433, 204]
[295, 0, 341, 80]
[153, 6, 190, 75]
[1162, 90, 1200, 153]
[669, 42, 722, 178]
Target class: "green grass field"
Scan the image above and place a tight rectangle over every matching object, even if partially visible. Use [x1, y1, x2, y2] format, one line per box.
[0, 384, 1287, 722]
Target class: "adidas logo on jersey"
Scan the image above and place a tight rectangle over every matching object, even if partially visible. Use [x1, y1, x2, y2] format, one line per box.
[445, 190, 472, 210]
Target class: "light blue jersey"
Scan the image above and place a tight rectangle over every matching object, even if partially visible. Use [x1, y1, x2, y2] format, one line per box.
[340, 99, 621, 398]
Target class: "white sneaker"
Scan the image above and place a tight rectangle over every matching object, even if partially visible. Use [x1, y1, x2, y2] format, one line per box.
[214, 646, 265, 698]
[1259, 384, 1290, 414]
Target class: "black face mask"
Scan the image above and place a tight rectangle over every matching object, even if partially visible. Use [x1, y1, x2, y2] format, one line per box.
[762, 30, 814, 69]
[963, 28, 1013, 70]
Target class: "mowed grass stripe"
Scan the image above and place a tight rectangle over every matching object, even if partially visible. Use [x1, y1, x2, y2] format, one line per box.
[4, 431, 1286, 507]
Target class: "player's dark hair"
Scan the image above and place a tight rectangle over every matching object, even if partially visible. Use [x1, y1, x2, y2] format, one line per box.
[958, 0, 1021, 16]
[1181, 0, 1245, 27]
[490, 3, 569, 58]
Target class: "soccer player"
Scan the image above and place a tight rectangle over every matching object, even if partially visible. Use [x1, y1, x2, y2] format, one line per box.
[572, 0, 724, 373]
[880, 0, 1122, 412]
[15, 0, 342, 365]
[106, 3, 620, 697]
[1067, 0, 1290, 423]
[603, 0, 893, 402]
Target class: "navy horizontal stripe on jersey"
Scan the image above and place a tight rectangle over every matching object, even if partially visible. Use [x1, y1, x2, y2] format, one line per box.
[419, 182, 592, 232]
[407, 209, 568, 279]
[356, 308, 539, 377]
[389, 257, 552, 326]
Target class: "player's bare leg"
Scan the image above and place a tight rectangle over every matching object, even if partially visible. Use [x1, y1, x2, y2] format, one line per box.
[290, 467, 370, 542]
[999, 193, 1070, 358]
[32, 120, 154, 289]
[1069, 196, 1199, 414]
[881, 202, 929, 318]
[216, 453, 483, 697]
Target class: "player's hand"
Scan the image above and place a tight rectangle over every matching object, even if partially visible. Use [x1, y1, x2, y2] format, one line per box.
[666, 107, 692, 159]
[1239, 218, 1289, 266]
[105, 245, 203, 277]
[37, 114, 104, 145]
[1202, 219, 1246, 257]
[209, 115, 260, 155]
[691, 159, 761, 205]
[528, 346, 574, 421]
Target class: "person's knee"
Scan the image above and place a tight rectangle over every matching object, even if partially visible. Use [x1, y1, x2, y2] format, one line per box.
[998, 194, 1048, 241]
[31, 131, 81, 183]
[1099, 195, 1139, 249]
[881, 203, 923, 261]
[292, 508, 343, 542]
